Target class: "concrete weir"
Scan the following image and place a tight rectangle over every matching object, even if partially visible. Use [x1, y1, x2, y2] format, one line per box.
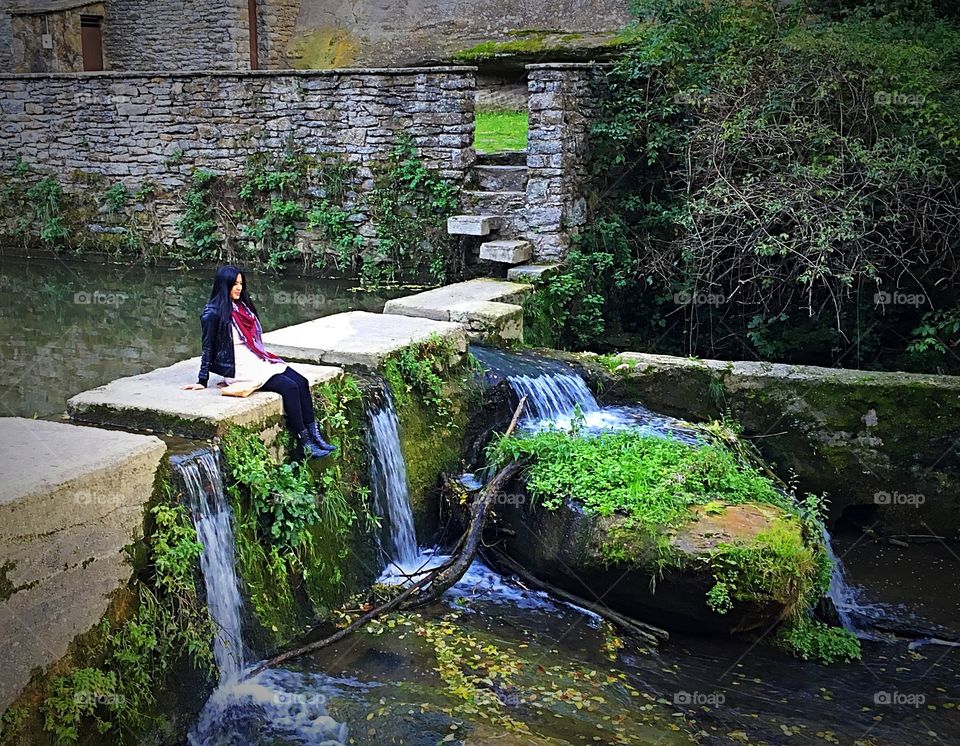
[67, 358, 342, 438]
[262, 310, 467, 368]
[0, 418, 166, 713]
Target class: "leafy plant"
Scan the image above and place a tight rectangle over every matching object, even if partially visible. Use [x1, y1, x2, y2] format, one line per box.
[176, 169, 222, 260]
[366, 136, 461, 285]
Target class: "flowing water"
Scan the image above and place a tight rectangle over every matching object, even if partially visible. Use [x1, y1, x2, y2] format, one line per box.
[176, 449, 246, 682]
[179, 448, 351, 745]
[366, 385, 420, 570]
[182, 348, 959, 744]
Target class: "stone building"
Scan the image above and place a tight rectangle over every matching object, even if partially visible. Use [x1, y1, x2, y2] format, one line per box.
[1, 0, 302, 73]
[1, 0, 631, 73]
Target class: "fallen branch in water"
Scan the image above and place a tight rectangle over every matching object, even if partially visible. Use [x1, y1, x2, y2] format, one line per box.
[483, 546, 668, 647]
[244, 397, 528, 679]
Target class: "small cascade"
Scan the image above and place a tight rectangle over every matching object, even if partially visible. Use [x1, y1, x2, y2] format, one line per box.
[175, 449, 246, 683]
[366, 385, 419, 570]
[471, 345, 694, 439]
[822, 527, 887, 639]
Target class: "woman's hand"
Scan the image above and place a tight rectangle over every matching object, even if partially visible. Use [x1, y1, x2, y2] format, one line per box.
[181, 383, 205, 391]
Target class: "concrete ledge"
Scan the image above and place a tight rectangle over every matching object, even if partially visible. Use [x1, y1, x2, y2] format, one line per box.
[597, 351, 960, 536]
[383, 279, 533, 343]
[67, 358, 342, 439]
[262, 310, 468, 369]
[0, 418, 166, 712]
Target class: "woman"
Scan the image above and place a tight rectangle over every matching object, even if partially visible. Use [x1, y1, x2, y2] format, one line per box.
[182, 265, 336, 460]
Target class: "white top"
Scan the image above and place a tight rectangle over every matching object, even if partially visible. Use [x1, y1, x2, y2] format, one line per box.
[223, 322, 286, 389]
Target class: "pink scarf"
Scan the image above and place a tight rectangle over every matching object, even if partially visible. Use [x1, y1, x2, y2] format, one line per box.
[231, 302, 282, 362]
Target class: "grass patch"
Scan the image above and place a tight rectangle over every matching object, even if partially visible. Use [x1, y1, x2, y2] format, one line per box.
[474, 111, 529, 154]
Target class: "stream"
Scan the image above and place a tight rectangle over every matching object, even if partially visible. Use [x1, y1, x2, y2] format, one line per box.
[177, 348, 958, 746]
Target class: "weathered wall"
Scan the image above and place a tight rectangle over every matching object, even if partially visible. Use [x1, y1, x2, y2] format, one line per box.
[0, 418, 165, 714]
[287, 0, 633, 68]
[11, 2, 105, 73]
[524, 63, 607, 260]
[103, 0, 251, 71]
[0, 1, 15, 71]
[257, 0, 302, 69]
[0, 67, 476, 251]
[589, 352, 960, 538]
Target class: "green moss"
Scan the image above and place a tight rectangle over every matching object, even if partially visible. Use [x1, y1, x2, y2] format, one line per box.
[489, 422, 858, 663]
[382, 336, 475, 537]
[0, 560, 17, 602]
[220, 374, 379, 648]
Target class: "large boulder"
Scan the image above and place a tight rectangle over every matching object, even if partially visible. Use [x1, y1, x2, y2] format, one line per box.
[496, 491, 812, 635]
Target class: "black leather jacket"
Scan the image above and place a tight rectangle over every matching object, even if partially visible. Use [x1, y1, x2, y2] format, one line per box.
[197, 302, 235, 386]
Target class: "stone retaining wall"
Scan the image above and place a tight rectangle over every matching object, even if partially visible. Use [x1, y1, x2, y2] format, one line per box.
[525, 63, 608, 260]
[0, 66, 476, 252]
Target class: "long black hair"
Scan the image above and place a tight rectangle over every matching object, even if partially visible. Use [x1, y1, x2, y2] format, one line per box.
[208, 265, 260, 336]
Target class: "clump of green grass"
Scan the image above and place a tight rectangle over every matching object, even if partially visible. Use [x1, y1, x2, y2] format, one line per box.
[474, 111, 529, 153]
[489, 427, 788, 528]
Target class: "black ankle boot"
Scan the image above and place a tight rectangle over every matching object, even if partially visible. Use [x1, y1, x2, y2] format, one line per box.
[307, 421, 338, 455]
[296, 428, 330, 460]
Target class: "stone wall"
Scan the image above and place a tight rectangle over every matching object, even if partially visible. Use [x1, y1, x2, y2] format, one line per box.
[103, 0, 251, 72]
[257, 0, 302, 69]
[0, 67, 476, 252]
[10, 2, 105, 74]
[524, 63, 608, 260]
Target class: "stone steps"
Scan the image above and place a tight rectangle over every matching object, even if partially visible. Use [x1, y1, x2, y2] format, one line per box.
[262, 311, 467, 368]
[463, 189, 526, 214]
[476, 150, 527, 167]
[507, 263, 560, 282]
[472, 164, 528, 192]
[479, 239, 533, 265]
[447, 214, 500, 236]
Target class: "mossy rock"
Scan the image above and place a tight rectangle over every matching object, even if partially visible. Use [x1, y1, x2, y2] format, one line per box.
[496, 491, 811, 634]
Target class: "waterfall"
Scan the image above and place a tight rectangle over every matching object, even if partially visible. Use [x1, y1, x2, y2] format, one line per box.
[507, 371, 601, 423]
[471, 345, 693, 439]
[366, 386, 419, 569]
[175, 449, 245, 683]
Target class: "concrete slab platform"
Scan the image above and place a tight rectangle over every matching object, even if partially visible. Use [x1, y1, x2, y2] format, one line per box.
[383, 280, 533, 343]
[68, 358, 342, 439]
[448, 301, 524, 342]
[0, 418, 165, 712]
[262, 310, 468, 369]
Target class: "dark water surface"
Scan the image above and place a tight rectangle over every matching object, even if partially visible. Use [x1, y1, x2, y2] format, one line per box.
[0, 257, 404, 418]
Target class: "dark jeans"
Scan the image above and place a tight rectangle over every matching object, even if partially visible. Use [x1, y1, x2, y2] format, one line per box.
[260, 366, 315, 434]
